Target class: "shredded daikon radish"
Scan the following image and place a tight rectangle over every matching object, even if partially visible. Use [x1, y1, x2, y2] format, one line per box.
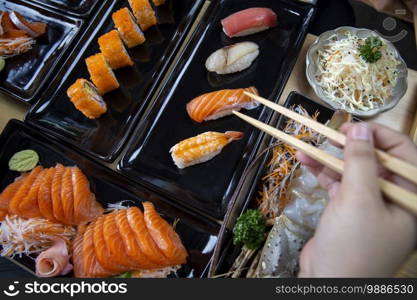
[0, 37, 34, 57]
[0, 215, 76, 258]
[316, 33, 400, 111]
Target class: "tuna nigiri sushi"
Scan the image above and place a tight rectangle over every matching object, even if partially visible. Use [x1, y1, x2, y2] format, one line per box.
[112, 8, 146, 48]
[170, 131, 244, 169]
[98, 30, 134, 70]
[221, 8, 278, 38]
[128, 0, 158, 31]
[205, 42, 259, 75]
[186, 87, 259, 123]
[67, 79, 107, 119]
[85, 53, 119, 95]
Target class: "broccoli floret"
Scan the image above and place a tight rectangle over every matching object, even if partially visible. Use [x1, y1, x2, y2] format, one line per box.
[233, 209, 266, 250]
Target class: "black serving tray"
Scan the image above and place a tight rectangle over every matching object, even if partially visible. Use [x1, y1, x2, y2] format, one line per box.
[0, 119, 220, 278]
[0, 0, 87, 103]
[28, 0, 102, 17]
[209, 92, 336, 276]
[119, 0, 316, 220]
[26, 0, 205, 162]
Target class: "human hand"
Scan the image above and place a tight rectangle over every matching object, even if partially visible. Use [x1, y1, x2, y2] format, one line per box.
[297, 122, 417, 277]
[357, 0, 417, 22]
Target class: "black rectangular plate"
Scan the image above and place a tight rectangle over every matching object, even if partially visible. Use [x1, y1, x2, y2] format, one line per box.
[28, 0, 102, 17]
[26, 0, 205, 162]
[212, 92, 335, 275]
[0, 119, 220, 278]
[119, 0, 316, 220]
[0, 0, 84, 103]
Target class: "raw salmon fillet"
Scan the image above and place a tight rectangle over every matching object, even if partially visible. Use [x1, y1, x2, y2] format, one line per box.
[93, 215, 127, 274]
[0, 175, 27, 218]
[61, 168, 74, 225]
[8, 166, 43, 215]
[38, 168, 57, 222]
[51, 164, 65, 222]
[72, 206, 188, 278]
[186, 87, 259, 123]
[0, 164, 103, 226]
[143, 202, 187, 265]
[17, 169, 45, 218]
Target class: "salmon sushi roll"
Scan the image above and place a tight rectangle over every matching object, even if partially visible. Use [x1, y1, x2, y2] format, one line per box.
[85, 53, 119, 95]
[98, 30, 134, 70]
[152, 0, 166, 6]
[112, 8, 146, 48]
[128, 0, 157, 31]
[67, 79, 107, 119]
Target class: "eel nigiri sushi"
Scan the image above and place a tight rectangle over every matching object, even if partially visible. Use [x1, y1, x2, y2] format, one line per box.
[221, 8, 278, 38]
[205, 42, 259, 75]
[98, 30, 134, 70]
[186, 87, 259, 123]
[67, 79, 107, 119]
[170, 131, 243, 169]
[128, 0, 158, 31]
[85, 53, 119, 95]
[112, 7, 146, 48]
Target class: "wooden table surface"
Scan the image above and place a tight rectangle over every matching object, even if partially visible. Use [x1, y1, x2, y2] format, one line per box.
[0, 34, 416, 277]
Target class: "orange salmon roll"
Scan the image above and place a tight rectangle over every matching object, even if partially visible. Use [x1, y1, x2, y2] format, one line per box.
[67, 79, 107, 119]
[128, 0, 157, 31]
[112, 8, 146, 48]
[98, 30, 134, 69]
[85, 53, 119, 95]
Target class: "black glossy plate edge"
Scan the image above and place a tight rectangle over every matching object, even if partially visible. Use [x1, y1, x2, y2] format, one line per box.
[25, 0, 206, 162]
[0, 0, 111, 104]
[0, 119, 221, 278]
[118, 0, 317, 221]
[28, 0, 104, 18]
[208, 91, 336, 276]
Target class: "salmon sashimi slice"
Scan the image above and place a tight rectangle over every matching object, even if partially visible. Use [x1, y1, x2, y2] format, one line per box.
[186, 87, 259, 123]
[8, 166, 43, 215]
[61, 167, 74, 225]
[103, 212, 137, 270]
[71, 167, 103, 225]
[17, 169, 45, 218]
[143, 202, 188, 265]
[93, 215, 126, 274]
[170, 131, 244, 169]
[82, 223, 112, 278]
[0, 211, 6, 221]
[0, 174, 27, 212]
[114, 209, 160, 269]
[126, 206, 171, 267]
[72, 225, 86, 278]
[51, 164, 65, 223]
[38, 168, 57, 222]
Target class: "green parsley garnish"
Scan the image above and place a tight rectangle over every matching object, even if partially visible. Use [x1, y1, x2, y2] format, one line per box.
[359, 37, 383, 63]
[233, 209, 266, 250]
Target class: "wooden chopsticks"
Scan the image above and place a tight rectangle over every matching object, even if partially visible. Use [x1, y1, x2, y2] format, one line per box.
[233, 110, 417, 216]
[244, 91, 417, 186]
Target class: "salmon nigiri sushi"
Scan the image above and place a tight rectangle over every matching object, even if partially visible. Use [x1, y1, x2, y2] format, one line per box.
[186, 87, 259, 123]
[170, 131, 244, 169]
[98, 30, 134, 69]
[112, 7, 146, 48]
[128, 0, 157, 31]
[85, 53, 119, 95]
[67, 79, 107, 119]
[221, 7, 278, 38]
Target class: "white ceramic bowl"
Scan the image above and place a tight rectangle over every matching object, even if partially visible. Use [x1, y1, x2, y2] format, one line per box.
[306, 26, 408, 118]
